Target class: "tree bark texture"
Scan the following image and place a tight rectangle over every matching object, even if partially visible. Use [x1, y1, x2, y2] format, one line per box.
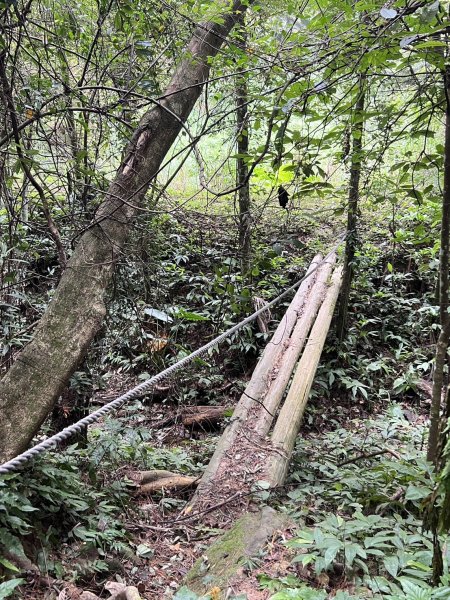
[184, 507, 291, 595]
[135, 470, 198, 495]
[336, 75, 366, 340]
[0, 1, 246, 463]
[235, 14, 251, 276]
[427, 66, 450, 463]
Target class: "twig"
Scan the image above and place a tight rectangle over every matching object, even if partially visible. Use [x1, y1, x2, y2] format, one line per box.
[337, 448, 401, 467]
[173, 491, 242, 523]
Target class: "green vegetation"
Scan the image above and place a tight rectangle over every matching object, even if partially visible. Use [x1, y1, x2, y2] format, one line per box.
[1, 0, 450, 597]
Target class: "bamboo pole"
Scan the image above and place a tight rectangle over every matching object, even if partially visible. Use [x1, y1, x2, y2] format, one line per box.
[240, 253, 322, 404]
[254, 254, 336, 435]
[267, 267, 343, 486]
[188, 255, 322, 503]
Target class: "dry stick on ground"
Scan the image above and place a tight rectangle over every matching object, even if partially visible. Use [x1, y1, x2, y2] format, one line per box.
[267, 266, 344, 487]
[337, 447, 401, 467]
[186, 254, 322, 508]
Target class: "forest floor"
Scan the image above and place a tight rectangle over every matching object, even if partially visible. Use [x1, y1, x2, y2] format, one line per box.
[4, 194, 446, 600]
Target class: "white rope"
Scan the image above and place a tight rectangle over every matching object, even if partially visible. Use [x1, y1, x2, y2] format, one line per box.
[0, 234, 344, 474]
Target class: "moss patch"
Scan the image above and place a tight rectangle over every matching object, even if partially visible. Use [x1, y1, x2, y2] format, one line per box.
[184, 507, 291, 597]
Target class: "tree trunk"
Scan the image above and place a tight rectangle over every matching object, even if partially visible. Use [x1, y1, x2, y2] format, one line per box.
[183, 507, 292, 595]
[336, 75, 366, 339]
[0, 0, 246, 463]
[235, 14, 251, 276]
[427, 65, 450, 464]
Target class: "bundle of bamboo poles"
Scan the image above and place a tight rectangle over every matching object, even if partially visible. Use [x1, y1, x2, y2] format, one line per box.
[181, 255, 343, 596]
[132, 255, 342, 503]
[185, 253, 343, 508]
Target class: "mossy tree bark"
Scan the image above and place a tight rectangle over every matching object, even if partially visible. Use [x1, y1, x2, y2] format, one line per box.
[336, 74, 366, 340]
[184, 507, 291, 595]
[0, 0, 246, 463]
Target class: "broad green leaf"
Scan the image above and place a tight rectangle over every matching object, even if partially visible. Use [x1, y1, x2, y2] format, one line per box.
[383, 554, 399, 577]
[416, 41, 447, 49]
[0, 579, 24, 600]
[405, 485, 430, 501]
[172, 586, 198, 600]
[324, 540, 341, 568]
[176, 309, 209, 322]
[0, 558, 20, 572]
[344, 543, 359, 566]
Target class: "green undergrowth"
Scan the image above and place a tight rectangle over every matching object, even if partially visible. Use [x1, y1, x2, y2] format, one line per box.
[260, 406, 450, 599]
[311, 241, 438, 412]
[0, 209, 444, 599]
[0, 411, 212, 595]
[177, 408, 450, 600]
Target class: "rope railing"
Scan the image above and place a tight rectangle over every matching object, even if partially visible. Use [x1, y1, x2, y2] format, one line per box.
[0, 234, 345, 474]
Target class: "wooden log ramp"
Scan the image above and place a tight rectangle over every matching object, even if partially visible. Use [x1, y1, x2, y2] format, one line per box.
[178, 258, 343, 598]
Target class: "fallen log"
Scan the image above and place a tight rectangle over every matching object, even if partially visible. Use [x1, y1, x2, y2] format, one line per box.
[267, 266, 343, 486]
[182, 406, 230, 427]
[134, 470, 198, 494]
[156, 405, 231, 429]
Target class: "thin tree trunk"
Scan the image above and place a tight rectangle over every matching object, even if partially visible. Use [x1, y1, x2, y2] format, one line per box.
[235, 14, 251, 276]
[336, 75, 366, 339]
[427, 66, 450, 464]
[0, 1, 246, 463]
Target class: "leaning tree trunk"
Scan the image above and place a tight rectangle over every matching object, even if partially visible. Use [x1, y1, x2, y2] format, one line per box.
[336, 74, 366, 340]
[0, 0, 246, 463]
[235, 13, 251, 276]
